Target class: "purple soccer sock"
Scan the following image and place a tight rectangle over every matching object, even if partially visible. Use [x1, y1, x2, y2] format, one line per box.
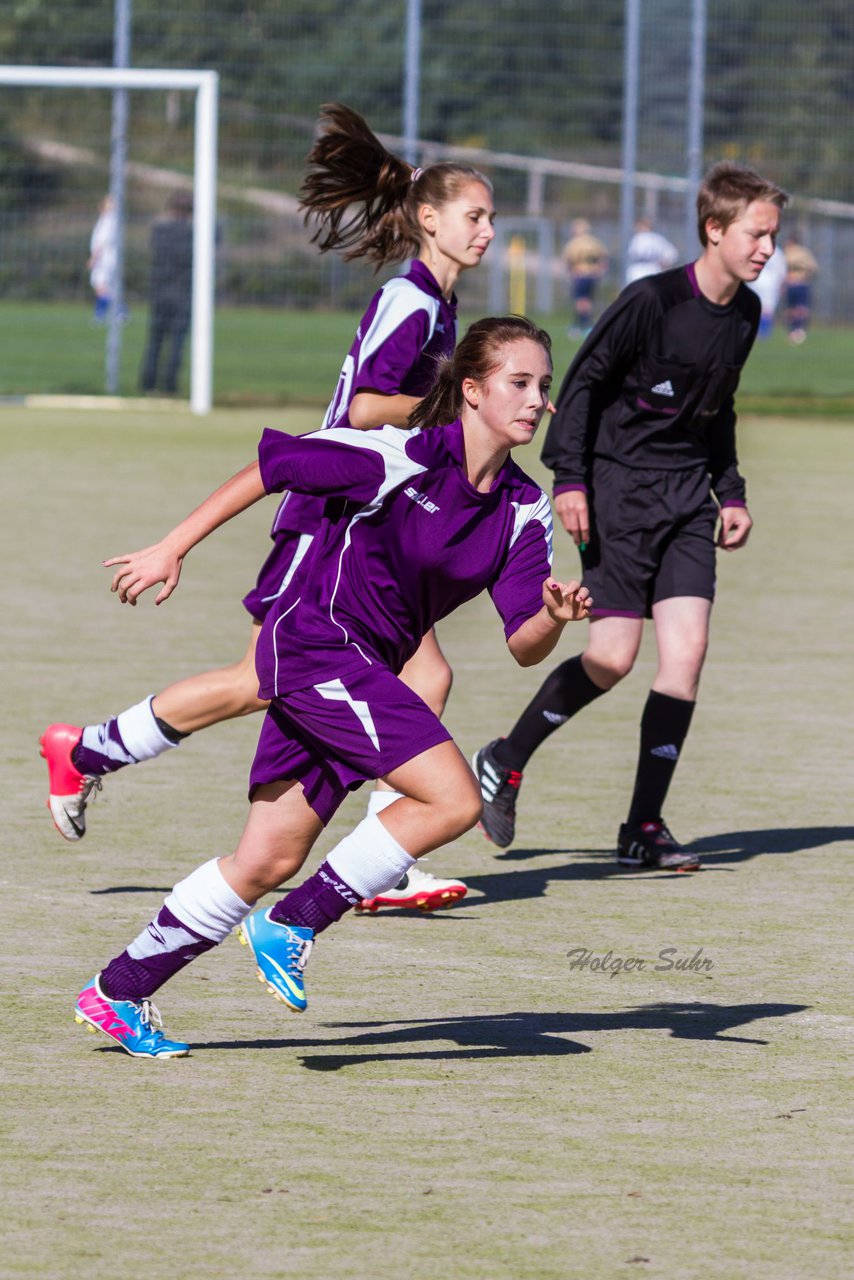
[270, 860, 361, 935]
[72, 698, 180, 777]
[72, 718, 135, 777]
[100, 904, 215, 1002]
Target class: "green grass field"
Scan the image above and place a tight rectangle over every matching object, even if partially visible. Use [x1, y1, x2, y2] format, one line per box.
[3, 300, 854, 413]
[2, 406, 853, 1279]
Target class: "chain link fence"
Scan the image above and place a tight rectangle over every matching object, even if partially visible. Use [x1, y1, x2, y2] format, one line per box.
[1, 1, 853, 395]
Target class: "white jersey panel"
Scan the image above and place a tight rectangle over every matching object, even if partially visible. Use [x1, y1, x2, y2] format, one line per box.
[269, 427, 429, 695]
[359, 278, 440, 365]
[510, 492, 554, 563]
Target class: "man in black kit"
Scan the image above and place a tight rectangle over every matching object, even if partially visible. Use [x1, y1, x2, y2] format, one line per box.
[474, 162, 788, 871]
[140, 191, 194, 396]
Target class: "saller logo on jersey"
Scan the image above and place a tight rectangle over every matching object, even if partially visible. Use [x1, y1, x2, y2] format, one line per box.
[651, 379, 675, 396]
[404, 486, 440, 514]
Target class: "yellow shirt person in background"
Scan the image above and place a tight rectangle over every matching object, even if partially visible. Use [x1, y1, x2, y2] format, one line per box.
[562, 218, 609, 339]
[783, 235, 819, 345]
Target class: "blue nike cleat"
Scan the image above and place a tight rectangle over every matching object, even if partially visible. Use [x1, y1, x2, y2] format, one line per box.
[237, 910, 314, 1013]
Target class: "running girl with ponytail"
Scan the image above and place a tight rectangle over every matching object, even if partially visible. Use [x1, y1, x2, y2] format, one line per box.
[74, 315, 591, 1057]
[42, 104, 494, 910]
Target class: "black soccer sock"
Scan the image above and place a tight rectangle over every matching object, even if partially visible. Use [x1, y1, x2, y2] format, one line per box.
[493, 655, 607, 773]
[625, 690, 695, 829]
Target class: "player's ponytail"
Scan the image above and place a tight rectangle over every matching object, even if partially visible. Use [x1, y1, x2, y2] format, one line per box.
[408, 355, 459, 431]
[409, 316, 552, 431]
[299, 103, 492, 267]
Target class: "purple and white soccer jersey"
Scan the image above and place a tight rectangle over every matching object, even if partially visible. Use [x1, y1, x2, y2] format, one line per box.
[242, 261, 457, 621]
[248, 420, 553, 822]
[256, 420, 553, 692]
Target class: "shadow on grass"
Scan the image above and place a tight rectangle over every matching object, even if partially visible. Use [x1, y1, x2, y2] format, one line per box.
[189, 1000, 807, 1068]
[422, 824, 854, 908]
[87, 826, 854, 909]
[90, 885, 174, 895]
[686, 825, 854, 859]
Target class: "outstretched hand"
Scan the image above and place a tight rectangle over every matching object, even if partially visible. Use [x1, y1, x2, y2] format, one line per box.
[543, 577, 592, 622]
[104, 541, 183, 606]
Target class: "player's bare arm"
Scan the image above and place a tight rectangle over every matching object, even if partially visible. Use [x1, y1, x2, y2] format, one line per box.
[348, 390, 422, 430]
[105, 461, 266, 606]
[507, 578, 592, 667]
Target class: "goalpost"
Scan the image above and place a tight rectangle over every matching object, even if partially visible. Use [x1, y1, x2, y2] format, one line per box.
[0, 65, 218, 415]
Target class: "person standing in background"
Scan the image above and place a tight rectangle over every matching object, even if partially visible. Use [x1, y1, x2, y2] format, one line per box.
[747, 243, 786, 339]
[783, 234, 819, 345]
[87, 195, 118, 324]
[562, 218, 609, 339]
[140, 191, 194, 394]
[625, 217, 678, 286]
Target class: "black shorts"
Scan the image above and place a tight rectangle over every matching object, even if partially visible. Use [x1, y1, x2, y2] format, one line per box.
[580, 459, 717, 618]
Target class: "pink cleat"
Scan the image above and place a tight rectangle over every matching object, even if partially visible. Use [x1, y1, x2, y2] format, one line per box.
[39, 723, 101, 841]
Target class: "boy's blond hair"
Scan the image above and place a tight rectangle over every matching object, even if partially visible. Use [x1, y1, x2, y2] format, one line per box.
[697, 162, 788, 246]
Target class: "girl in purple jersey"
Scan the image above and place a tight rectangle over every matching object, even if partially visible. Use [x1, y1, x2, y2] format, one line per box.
[73, 317, 591, 1057]
[41, 105, 494, 912]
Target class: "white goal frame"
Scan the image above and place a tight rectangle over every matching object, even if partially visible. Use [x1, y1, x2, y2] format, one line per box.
[0, 65, 218, 414]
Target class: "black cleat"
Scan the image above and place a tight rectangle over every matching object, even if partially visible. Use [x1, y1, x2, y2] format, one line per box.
[472, 739, 524, 848]
[616, 820, 701, 872]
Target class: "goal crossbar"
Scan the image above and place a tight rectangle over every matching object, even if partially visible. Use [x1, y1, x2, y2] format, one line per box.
[0, 65, 219, 414]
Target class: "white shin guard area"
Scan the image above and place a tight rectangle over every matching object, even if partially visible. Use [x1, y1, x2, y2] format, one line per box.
[165, 858, 252, 944]
[326, 812, 415, 899]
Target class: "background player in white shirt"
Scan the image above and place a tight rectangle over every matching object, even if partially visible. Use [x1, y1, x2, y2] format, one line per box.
[625, 217, 679, 285]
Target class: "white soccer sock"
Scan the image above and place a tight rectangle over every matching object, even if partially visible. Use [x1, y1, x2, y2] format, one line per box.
[326, 813, 415, 899]
[80, 699, 173, 769]
[115, 695, 178, 762]
[367, 788, 403, 816]
[165, 858, 252, 943]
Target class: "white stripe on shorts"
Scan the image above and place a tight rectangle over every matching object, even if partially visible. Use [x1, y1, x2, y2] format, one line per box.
[314, 677, 380, 752]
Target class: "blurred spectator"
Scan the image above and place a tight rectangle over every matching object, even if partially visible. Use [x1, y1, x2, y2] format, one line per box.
[140, 191, 194, 395]
[87, 195, 117, 323]
[747, 244, 787, 339]
[625, 217, 678, 285]
[562, 217, 609, 338]
[783, 234, 819, 345]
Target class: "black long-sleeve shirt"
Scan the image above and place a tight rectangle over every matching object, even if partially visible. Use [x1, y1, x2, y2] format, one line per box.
[541, 262, 760, 506]
[149, 217, 193, 309]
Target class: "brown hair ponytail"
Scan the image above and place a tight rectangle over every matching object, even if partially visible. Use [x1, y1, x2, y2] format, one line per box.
[299, 103, 493, 267]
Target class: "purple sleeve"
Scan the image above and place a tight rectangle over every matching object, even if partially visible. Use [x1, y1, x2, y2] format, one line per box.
[489, 502, 553, 639]
[352, 307, 432, 396]
[258, 428, 385, 503]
